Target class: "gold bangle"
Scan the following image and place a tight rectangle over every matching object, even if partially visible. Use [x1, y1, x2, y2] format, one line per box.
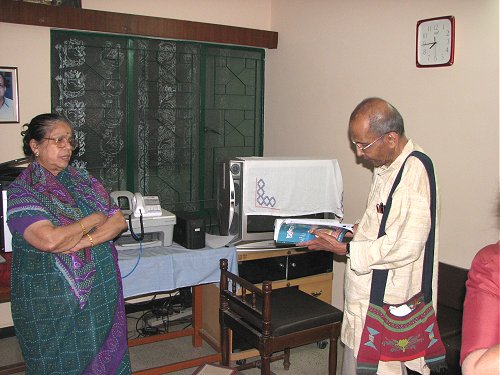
[86, 233, 94, 247]
[78, 221, 87, 235]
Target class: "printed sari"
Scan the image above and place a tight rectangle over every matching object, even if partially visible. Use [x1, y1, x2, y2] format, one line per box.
[7, 162, 131, 375]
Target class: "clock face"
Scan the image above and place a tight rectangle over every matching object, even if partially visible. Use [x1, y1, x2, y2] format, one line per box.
[416, 16, 455, 67]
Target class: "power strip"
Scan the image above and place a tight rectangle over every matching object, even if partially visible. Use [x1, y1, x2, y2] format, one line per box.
[147, 308, 192, 327]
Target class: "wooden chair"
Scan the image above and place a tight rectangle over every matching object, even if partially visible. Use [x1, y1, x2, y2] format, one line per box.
[219, 258, 343, 375]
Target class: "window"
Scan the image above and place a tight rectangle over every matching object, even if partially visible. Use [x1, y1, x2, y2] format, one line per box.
[51, 31, 264, 223]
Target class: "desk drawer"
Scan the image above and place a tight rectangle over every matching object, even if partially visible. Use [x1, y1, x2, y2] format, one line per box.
[238, 256, 287, 284]
[237, 251, 333, 284]
[288, 251, 333, 280]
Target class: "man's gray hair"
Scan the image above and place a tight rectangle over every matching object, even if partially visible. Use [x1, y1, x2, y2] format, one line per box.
[350, 97, 405, 136]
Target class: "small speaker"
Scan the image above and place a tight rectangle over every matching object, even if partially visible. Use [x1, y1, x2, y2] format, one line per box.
[173, 212, 206, 249]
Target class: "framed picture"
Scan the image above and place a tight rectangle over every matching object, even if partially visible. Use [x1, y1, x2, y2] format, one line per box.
[21, 0, 82, 7]
[0, 67, 19, 123]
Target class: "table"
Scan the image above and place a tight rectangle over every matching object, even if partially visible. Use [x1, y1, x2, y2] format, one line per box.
[118, 243, 238, 374]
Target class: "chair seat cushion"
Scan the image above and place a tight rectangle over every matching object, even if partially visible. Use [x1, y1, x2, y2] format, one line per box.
[263, 287, 343, 337]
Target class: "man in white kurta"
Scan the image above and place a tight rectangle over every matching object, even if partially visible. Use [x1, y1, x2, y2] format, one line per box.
[300, 97, 439, 375]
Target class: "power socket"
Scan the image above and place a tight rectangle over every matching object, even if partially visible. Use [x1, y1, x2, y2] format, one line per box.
[147, 308, 192, 327]
[141, 326, 159, 335]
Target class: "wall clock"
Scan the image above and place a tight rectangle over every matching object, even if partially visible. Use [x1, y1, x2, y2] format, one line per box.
[416, 16, 455, 68]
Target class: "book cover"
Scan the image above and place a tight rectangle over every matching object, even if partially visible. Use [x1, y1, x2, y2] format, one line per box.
[274, 219, 353, 245]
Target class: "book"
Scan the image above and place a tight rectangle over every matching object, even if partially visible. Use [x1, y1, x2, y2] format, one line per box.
[274, 218, 353, 245]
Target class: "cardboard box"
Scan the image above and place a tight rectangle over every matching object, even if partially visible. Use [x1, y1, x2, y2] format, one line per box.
[192, 363, 238, 375]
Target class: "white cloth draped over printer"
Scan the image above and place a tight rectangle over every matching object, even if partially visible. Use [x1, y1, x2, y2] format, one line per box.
[240, 157, 344, 218]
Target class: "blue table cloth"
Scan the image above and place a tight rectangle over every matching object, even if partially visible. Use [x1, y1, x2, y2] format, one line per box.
[117, 243, 238, 298]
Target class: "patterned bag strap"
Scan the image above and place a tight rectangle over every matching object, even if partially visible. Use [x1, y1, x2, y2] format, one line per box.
[369, 151, 437, 306]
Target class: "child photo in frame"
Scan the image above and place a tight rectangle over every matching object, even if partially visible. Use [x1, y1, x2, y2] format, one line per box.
[0, 67, 19, 123]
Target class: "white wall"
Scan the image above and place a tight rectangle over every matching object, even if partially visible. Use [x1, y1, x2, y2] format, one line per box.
[265, 0, 499, 307]
[0, 23, 51, 161]
[83, 0, 272, 29]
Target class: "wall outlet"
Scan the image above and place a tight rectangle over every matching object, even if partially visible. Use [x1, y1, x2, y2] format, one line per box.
[147, 308, 192, 326]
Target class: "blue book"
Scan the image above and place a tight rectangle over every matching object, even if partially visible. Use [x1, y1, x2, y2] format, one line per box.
[275, 222, 352, 245]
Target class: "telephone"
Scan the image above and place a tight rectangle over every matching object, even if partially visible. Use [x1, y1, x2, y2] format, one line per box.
[110, 191, 163, 243]
[110, 191, 162, 218]
[109, 191, 175, 249]
[132, 193, 162, 217]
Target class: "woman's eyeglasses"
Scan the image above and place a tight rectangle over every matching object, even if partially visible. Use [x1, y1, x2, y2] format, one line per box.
[43, 136, 77, 149]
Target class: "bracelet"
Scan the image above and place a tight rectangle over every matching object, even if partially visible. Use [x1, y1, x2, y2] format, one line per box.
[78, 221, 87, 235]
[86, 233, 95, 247]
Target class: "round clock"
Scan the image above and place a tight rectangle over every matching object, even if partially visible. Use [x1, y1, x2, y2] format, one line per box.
[416, 16, 455, 67]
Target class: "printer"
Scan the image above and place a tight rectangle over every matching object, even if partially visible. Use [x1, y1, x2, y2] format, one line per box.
[110, 191, 176, 250]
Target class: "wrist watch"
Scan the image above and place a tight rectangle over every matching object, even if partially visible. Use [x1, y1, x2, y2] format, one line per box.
[345, 243, 350, 258]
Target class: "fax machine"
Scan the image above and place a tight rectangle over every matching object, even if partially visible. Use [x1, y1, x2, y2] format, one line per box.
[110, 191, 175, 250]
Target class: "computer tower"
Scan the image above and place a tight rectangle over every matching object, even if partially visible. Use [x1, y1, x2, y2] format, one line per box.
[0, 158, 28, 252]
[173, 212, 206, 249]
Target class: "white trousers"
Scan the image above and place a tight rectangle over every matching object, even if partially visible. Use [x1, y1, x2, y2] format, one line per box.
[342, 346, 409, 375]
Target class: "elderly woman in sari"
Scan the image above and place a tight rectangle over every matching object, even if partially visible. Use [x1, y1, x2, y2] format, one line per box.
[7, 113, 131, 374]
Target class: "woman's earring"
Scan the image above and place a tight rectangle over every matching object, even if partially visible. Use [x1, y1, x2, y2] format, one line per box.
[34, 152, 39, 157]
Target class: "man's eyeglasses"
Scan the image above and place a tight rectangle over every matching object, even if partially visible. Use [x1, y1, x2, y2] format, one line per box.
[351, 133, 385, 151]
[43, 136, 77, 149]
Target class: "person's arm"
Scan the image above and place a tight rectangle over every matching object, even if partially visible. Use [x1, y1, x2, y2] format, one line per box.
[64, 171, 127, 252]
[462, 345, 500, 375]
[68, 210, 127, 252]
[461, 244, 500, 372]
[23, 212, 107, 253]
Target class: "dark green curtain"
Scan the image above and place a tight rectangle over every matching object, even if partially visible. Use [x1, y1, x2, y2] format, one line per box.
[51, 31, 264, 223]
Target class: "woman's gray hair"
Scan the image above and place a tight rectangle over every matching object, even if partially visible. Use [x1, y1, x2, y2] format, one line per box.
[21, 113, 71, 157]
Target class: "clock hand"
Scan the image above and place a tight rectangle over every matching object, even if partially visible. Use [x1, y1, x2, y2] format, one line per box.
[429, 41, 437, 49]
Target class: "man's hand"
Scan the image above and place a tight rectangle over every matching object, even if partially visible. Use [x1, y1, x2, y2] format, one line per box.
[297, 229, 348, 256]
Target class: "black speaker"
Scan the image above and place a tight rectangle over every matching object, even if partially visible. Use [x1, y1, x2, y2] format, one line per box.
[173, 212, 206, 249]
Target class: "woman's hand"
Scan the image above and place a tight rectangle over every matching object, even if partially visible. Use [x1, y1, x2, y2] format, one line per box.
[82, 212, 108, 232]
[24, 211, 114, 254]
[24, 219, 85, 253]
[65, 211, 127, 253]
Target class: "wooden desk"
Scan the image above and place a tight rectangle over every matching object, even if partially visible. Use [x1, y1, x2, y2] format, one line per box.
[118, 244, 237, 375]
[119, 244, 238, 374]
[127, 285, 221, 374]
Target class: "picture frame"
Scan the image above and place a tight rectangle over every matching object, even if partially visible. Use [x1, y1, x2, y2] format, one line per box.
[0, 67, 20, 123]
[21, 0, 82, 7]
